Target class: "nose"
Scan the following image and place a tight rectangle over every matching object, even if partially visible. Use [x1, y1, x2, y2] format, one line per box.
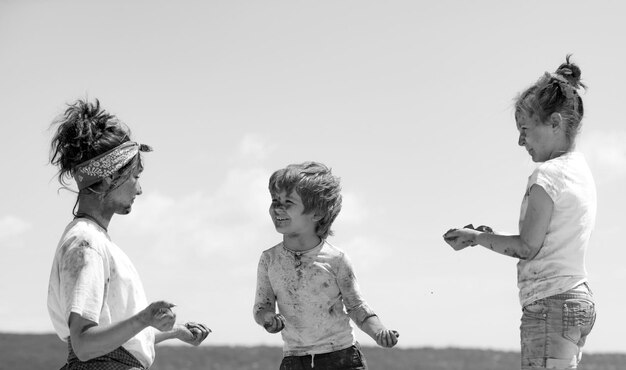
[136, 181, 142, 196]
[518, 133, 526, 146]
[271, 202, 285, 212]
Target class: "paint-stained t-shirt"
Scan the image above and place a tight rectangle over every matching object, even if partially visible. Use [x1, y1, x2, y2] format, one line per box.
[47, 219, 155, 368]
[254, 240, 376, 356]
[517, 152, 597, 307]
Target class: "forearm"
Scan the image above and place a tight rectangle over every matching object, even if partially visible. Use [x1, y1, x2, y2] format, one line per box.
[475, 232, 534, 259]
[253, 305, 275, 326]
[155, 325, 182, 344]
[358, 315, 385, 341]
[70, 313, 148, 361]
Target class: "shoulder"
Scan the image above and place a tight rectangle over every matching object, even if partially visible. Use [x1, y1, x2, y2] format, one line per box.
[321, 240, 345, 257]
[59, 220, 109, 259]
[258, 242, 283, 261]
[322, 241, 353, 267]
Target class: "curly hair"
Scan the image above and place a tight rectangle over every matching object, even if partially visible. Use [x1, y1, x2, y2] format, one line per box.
[49, 99, 142, 202]
[515, 55, 586, 146]
[269, 162, 342, 239]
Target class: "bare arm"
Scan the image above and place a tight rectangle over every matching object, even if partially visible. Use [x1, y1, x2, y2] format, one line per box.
[155, 322, 211, 346]
[444, 184, 553, 260]
[69, 301, 176, 361]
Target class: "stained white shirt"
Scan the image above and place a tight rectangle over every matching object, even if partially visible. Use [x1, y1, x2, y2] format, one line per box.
[517, 152, 597, 307]
[254, 240, 376, 356]
[47, 219, 155, 367]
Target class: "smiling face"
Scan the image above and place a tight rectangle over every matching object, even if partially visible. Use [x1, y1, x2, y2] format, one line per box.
[515, 109, 561, 163]
[269, 190, 318, 239]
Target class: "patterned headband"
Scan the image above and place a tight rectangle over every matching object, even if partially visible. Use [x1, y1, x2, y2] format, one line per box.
[73, 141, 153, 190]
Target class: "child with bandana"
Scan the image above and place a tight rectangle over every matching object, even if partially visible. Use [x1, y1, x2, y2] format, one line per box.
[254, 162, 398, 370]
[47, 99, 211, 369]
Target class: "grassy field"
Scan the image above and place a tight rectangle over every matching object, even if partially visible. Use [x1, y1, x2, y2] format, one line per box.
[1, 333, 624, 370]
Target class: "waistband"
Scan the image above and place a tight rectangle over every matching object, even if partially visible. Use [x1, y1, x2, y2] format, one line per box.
[546, 283, 593, 301]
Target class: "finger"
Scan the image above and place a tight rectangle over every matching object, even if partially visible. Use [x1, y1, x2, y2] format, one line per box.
[443, 228, 457, 237]
[186, 322, 203, 332]
[195, 323, 210, 333]
[391, 330, 399, 343]
[198, 329, 210, 342]
[154, 301, 177, 309]
[384, 331, 393, 347]
[276, 315, 286, 330]
[274, 318, 284, 331]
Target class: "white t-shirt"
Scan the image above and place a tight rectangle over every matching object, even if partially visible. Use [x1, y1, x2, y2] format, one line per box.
[254, 240, 376, 356]
[517, 152, 597, 307]
[47, 219, 155, 368]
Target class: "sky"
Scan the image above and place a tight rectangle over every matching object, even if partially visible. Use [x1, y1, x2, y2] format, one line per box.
[0, 0, 625, 353]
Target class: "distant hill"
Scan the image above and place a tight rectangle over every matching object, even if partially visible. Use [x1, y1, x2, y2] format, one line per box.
[1, 333, 624, 370]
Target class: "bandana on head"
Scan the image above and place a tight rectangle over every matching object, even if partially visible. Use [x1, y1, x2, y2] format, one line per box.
[73, 141, 152, 190]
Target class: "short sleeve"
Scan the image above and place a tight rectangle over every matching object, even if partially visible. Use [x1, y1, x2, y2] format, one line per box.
[531, 163, 563, 202]
[59, 239, 107, 324]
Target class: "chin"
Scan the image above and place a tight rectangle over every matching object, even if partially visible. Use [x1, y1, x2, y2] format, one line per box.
[117, 207, 133, 215]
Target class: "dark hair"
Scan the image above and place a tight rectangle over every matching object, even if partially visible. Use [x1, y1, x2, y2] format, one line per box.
[49, 99, 139, 195]
[269, 162, 342, 239]
[515, 55, 586, 146]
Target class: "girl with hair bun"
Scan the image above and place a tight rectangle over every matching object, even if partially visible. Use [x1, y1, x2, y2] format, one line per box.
[47, 99, 211, 369]
[443, 56, 596, 370]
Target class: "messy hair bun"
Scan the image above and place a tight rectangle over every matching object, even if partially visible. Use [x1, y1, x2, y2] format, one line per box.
[555, 55, 585, 90]
[515, 55, 586, 147]
[50, 99, 131, 186]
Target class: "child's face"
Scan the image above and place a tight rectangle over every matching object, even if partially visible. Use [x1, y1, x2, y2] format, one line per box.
[515, 110, 559, 162]
[269, 190, 318, 238]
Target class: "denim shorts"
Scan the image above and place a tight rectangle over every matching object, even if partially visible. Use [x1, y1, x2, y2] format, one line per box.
[279, 344, 368, 370]
[520, 284, 596, 369]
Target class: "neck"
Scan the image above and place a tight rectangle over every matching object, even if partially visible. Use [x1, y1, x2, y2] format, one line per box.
[283, 234, 322, 252]
[76, 196, 113, 231]
[548, 141, 573, 160]
[548, 135, 574, 159]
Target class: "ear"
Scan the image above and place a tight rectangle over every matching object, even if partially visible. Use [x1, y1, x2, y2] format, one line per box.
[549, 112, 563, 131]
[312, 213, 323, 222]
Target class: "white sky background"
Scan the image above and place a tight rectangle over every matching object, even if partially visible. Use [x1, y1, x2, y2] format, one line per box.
[0, 0, 624, 353]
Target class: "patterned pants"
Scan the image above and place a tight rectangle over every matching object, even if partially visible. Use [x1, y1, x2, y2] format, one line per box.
[60, 340, 146, 370]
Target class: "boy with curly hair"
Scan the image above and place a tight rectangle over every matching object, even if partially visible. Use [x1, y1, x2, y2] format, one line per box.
[254, 162, 398, 370]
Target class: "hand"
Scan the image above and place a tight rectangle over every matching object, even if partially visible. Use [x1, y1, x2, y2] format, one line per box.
[138, 301, 176, 332]
[262, 313, 285, 334]
[375, 329, 399, 348]
[443, 227, 479, 251]
[179, 322, 211, 346]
